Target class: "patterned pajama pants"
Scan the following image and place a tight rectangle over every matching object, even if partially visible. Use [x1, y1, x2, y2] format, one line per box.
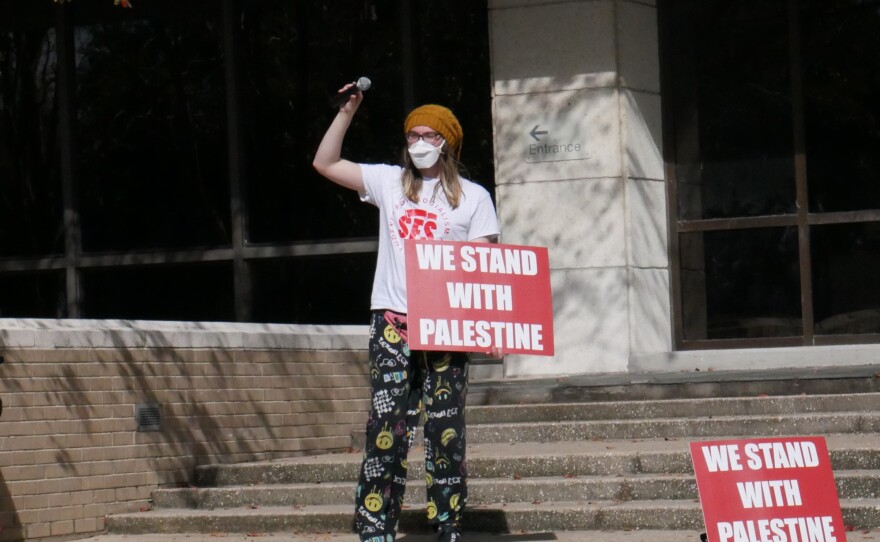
[354, 310, 469, 542]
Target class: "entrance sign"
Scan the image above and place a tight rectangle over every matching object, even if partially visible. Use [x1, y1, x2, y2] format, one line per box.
[690, 437, 845, 542]
[404, 240, 554, 356]
[524, 122, 593, 164]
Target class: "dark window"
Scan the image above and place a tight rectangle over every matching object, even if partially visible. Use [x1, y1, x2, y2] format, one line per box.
[664, 0, 880, 347]
[672, 0, 795, 221]
[0, 3, 64, 258]
[811, 222, 880, 335]
[241, 1, 493, 245]
[0, 0, 493, 324]
[680, 228, 801, 341]
[80, 263, 234, 321]
[74, 1, 230, 251]
[250, 254, 374, 325]
[801, 0, 880, 214]
[241, 0, 397, 244]
[0, 271, 65, 318]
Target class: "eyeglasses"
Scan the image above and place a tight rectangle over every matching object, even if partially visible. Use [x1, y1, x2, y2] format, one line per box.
[405, 131, 444, 145]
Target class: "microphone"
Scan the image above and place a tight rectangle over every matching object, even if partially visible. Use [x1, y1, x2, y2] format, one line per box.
[329, 77, 371, 108]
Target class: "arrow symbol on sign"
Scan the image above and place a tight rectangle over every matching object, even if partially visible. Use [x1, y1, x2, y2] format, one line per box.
[530, 125, 548, 141]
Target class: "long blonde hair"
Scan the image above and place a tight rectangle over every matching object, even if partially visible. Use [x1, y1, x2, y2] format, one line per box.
[401, 149, 463, 209]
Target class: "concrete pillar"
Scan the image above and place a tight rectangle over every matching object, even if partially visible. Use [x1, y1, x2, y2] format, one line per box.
[489, 0, 671, 376]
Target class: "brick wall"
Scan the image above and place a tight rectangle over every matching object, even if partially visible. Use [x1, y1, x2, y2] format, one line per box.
[0, 338, 371, 540]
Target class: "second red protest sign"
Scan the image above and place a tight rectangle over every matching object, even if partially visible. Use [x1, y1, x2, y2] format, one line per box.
[690, 436, 845, 542]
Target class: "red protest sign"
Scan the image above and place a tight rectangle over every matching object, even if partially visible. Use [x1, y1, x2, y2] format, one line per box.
[690, 437, 845, 542]
[404, 239, 554, 356]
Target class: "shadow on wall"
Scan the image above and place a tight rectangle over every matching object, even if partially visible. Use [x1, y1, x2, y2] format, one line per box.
[0, 395, 24, 542]
[486, 0, 669, 373]
[0, 320, 370, 536]
[0, 325, 240, 468]
[1, 319, 361, 459]
[0, 477, 23, 542]
[489, 11, 668, 369]
[493, 84, 623, 266]
[493, 83, 661, 375]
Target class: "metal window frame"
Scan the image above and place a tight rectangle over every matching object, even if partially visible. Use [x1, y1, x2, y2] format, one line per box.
[660, 0, 880, 350]
[0, 0, 428, 322]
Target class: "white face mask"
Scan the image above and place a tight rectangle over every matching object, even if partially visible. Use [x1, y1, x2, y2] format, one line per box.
[408, 139, 444, 170]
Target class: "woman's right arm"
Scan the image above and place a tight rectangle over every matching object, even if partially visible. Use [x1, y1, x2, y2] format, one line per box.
[312, 84, 366, 193]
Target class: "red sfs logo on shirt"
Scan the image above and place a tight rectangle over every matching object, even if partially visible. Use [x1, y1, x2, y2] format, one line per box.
[398, 209, 439, 240]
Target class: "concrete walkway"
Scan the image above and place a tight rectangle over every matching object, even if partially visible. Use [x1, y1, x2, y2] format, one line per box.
[80, 529, 880, 542]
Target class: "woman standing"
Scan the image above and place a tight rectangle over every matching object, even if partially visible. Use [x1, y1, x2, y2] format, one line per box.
[313, 84, 499, 542]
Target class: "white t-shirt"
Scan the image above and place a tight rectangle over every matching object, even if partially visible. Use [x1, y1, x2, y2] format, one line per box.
[359, 163, 500, 313]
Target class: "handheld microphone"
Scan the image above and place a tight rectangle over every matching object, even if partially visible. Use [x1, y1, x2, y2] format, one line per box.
[329, 77, 371, 108]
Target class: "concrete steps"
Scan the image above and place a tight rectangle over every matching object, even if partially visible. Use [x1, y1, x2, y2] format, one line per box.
[103, 499, 880, 534]
[466, 394, 880, 423]
[106, 371, 880, 536]
[186, 436, 880, 484]
[151, 470, 880, 510]
[354, 393, 880, 447]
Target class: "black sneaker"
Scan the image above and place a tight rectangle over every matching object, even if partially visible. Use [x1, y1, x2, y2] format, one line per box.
[437, 526, 462, 542]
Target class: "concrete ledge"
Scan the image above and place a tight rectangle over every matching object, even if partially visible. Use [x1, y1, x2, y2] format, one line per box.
[630, 344, 880, 373]
[0, 318, 369, 350]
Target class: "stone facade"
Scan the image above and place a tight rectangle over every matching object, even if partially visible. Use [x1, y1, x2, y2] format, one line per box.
[490, 0, 670, 376]
[487, 0, 880, 377]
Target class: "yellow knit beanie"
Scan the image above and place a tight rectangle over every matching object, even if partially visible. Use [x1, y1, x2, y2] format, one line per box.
[404, 104, 463, 158]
